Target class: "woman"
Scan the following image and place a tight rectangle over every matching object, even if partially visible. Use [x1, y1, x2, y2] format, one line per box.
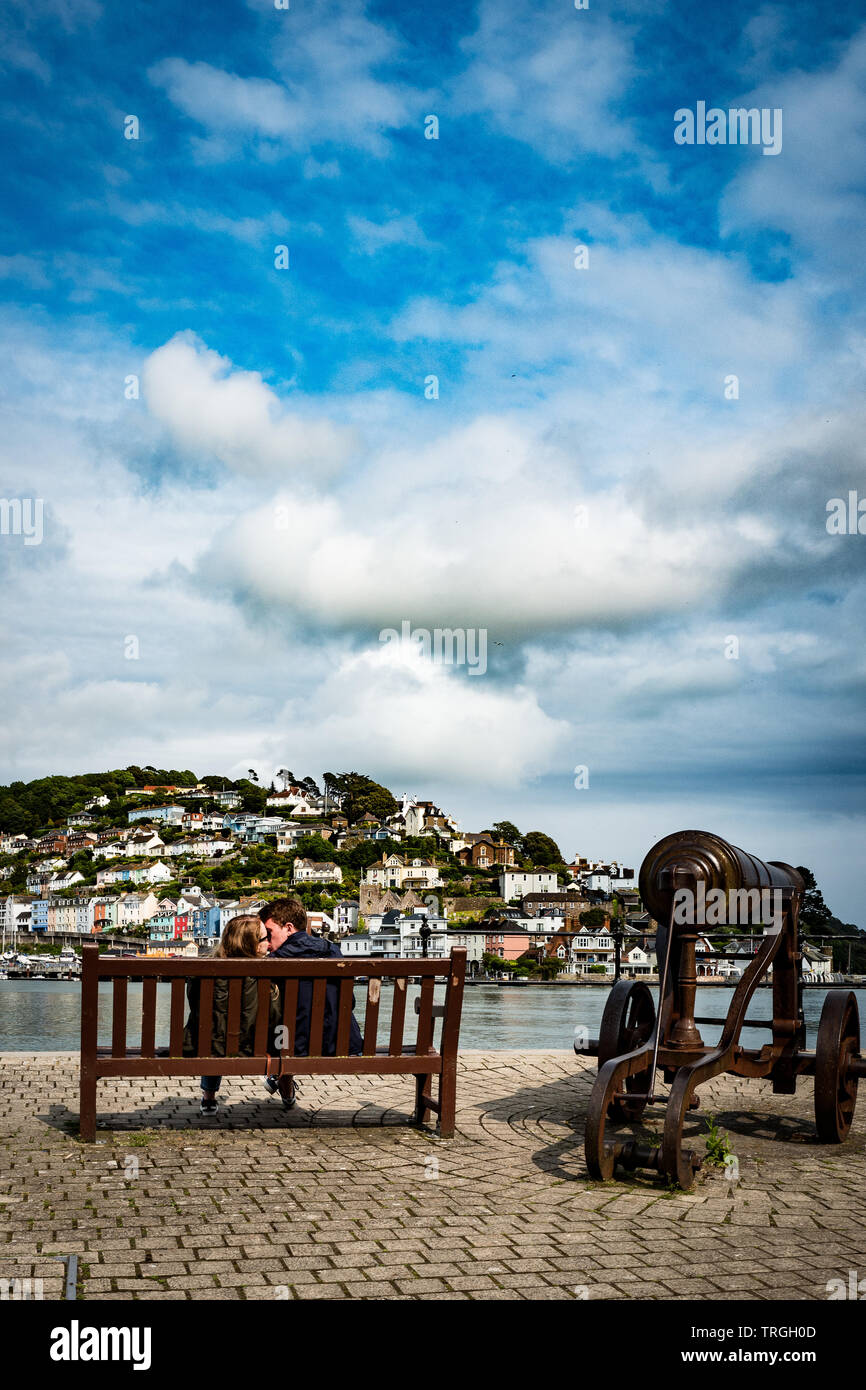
[182, 913, 287, 1116]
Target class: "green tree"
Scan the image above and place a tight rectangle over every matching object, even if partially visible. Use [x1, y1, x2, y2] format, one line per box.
[521, 831, 563, 866]
[490, 820, 521, 845]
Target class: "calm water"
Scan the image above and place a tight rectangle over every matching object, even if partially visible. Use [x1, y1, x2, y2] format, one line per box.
[0, 979, 863, 1052]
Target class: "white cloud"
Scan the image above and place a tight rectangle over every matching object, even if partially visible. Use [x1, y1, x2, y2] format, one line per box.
[264, 642, 569, 787]
[347, 213, 435, 254]
[451, 0, 668, 186]
[149, 7, 417, 159]
[721, 28, 866, 275]
[142, 333, 358, 480]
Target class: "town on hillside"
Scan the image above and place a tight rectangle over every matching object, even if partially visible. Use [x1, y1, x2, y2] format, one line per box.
[0, 766, 858, 981]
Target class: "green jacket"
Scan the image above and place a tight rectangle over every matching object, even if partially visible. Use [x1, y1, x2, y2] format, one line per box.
[182, 976, 282, 1057]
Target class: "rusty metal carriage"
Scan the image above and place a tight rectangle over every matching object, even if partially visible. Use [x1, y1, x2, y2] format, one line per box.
[576, 830, 864, 1189]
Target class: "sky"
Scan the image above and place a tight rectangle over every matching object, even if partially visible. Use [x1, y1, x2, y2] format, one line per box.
[1, 0, 865, 920]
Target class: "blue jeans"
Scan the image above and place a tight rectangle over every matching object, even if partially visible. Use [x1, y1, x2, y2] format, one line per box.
[200, 1076, 222, 1093]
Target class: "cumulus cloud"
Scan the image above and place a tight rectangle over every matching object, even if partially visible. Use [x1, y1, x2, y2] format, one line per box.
[142, 333, 358, 480]
[451, 0, 668, 185]
[265, 641, 569, 787]
[149, 7, 417, 158]
[720, 27, 866, 276]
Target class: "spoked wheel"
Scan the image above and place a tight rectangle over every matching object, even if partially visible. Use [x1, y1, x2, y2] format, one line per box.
[597, 980, 656, 1122]
[815, 990, 860, 1142]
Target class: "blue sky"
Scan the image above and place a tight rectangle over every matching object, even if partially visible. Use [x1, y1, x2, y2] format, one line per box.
[1, 0, 865, 919]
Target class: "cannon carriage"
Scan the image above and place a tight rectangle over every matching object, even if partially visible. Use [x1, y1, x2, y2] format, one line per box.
[576, 830, 864, 1190]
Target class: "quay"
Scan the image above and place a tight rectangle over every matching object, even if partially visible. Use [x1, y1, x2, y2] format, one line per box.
[1, 1050, 864, 1301]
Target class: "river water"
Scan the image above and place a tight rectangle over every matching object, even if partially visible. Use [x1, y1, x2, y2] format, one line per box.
[0, 978, 863, 1052]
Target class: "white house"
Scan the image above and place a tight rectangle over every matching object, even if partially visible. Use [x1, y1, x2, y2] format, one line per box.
[292, 859, 343, 885]
[342, 932, 372, 956]
[364, 854, 443, 891]
[499, 871, 558, 901]
[117, 892, 160, 927]
[125, 831, 164, 857]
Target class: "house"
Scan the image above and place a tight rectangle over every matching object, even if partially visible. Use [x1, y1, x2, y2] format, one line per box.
[214, 791, 241, 809]
[569, 923, 616, 974]
[67, 810, 95, 827]
[499, 870, 558, 901]
[92, 840, 128, 861]
[398, 797, 459, 839]
[0, 833, 28, 854]
[364, 854, 443, 891]
[116, 892, 160, 927]
[92, 897, 119, 931]
[127, 805, 184, 825]
[292, 859, 343, 885]
[334, 900, 360, 933]
[97, 860, 171, 888]
[341, 932, 372, 956]
[85, 795, 110, 810]
[65, 831, 98, 854]
[304, 910, 335, 936]
[35, 831, 68, 854]
[275, 823, 333, 853]
[482, 924, 531, 961]
[125, 831, 164, 857]
[454, 833, 516, 869]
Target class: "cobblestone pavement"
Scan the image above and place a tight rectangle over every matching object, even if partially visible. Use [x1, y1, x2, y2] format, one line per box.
[1, 1051, 864, 1301]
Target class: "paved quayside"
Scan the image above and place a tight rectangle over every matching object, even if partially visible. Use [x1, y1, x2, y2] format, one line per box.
[1, 1051, 864, 1300]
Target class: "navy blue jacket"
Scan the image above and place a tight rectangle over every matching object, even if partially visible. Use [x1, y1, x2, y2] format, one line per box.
[271, 931, 363, 1057]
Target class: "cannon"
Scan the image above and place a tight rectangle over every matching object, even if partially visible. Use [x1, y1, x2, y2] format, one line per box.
[577, 830, 864, 1190]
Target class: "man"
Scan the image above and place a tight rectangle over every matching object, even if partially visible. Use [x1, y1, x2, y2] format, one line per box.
[259, 898, 363, 1106]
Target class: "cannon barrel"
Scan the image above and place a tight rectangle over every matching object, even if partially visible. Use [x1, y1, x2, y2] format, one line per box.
[638, 829, 804, 925]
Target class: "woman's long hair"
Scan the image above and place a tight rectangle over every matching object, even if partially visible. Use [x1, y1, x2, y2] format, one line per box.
[212, 914, 265, 959]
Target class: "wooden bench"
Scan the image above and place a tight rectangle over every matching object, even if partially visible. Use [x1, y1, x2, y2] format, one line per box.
[79, 944, 466, 1141]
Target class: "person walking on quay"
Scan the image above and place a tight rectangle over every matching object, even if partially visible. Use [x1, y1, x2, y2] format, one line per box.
[259, 897, 364, 1109]
[183, 914, 281, 1116]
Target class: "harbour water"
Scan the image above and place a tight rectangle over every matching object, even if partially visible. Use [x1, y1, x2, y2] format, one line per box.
[0, 978, 863, 1053]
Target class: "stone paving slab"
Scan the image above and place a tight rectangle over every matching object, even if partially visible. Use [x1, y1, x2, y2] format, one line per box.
[0, 1050, 864, 1301]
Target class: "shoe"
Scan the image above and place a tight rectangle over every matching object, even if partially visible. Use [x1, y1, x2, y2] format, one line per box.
[278, 1078, 297, 1110]
[200, 1095, 218, 1116]
[263, 1076, 279, 1096]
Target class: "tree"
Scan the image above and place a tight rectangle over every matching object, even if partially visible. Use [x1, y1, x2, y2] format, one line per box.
[580, 908, 608, 929]
[248, 769, 259, 783]
[796, 867, 832, 931]
[490, 820, 521, 845]
[521, 831, 563, 866]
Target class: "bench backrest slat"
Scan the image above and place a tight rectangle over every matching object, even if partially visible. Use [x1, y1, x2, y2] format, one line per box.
[197, 978, 215, 1056]
[309, 978, 327, 1055]
[363, 977, 381, 1055]
[415, 974, 435, 1055]
[335, 977, 353, 1055]
[141, 978, 157, 1058]
[111, 978, 128, 1058]
[281, 979, 298, 1058]
[169, 979, 186, 1056]
[254, 979, 271, 1056]
[440, 955, 466, 1058]
[225, 977, 242, 1056]
[389, 976, 407, 1054]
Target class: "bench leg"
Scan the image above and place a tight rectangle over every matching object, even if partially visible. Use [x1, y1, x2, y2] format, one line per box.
[414, 1072, 434, 1125]
[79, 1066, 97, 1143]
[438, 1060, 457, 1139]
